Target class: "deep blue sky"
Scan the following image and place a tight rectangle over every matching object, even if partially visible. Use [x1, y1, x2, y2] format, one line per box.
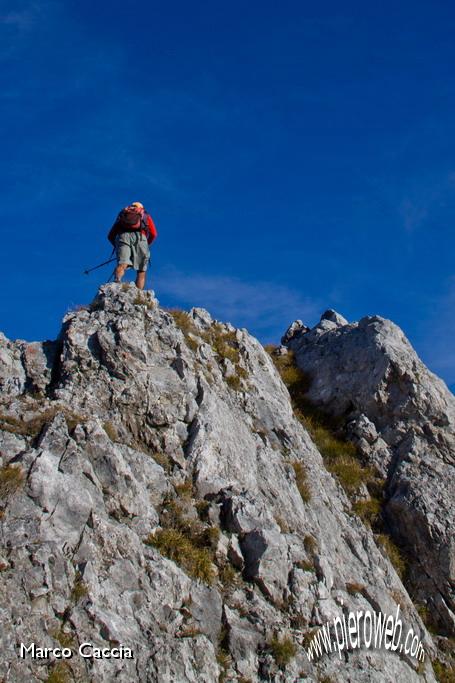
[1, 1, 454, 392]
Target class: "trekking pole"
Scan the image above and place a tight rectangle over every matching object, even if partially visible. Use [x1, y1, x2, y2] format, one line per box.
[83, 250, 116, 275]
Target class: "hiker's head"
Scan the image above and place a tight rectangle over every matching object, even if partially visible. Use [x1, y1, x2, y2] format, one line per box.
[131, 201, 144, 214]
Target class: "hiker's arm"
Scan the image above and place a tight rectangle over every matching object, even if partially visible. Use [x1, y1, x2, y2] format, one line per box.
[146, 214, 158, 245]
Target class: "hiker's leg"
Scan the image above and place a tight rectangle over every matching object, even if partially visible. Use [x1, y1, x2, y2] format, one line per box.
[115, 234, 134, 282]
[115, 263, 128, 283]
[135, 270, 146, 290]
[135, 238, 149, 290]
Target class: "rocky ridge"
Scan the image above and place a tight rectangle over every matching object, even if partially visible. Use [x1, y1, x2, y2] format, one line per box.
[284, 310, 455, 637]
[0, 284, 452, 682]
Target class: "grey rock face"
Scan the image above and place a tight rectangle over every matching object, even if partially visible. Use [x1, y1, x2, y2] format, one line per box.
[285, 312, 455, 636]
[0, 285, 443, 681]
[281, 320, 309, 345]
[320, 309, 349, 326]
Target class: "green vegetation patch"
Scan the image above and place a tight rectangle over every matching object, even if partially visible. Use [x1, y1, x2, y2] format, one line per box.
[325, 454, 366, 493]
[304, 417, 357, 460]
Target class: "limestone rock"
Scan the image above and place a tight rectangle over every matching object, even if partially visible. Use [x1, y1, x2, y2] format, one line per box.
[281, 319, 309, 345]
[0, 284, 443, 682]
[285, 311, 455, 636]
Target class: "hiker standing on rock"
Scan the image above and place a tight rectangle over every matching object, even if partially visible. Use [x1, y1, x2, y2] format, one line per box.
[108, 202, 157, 290]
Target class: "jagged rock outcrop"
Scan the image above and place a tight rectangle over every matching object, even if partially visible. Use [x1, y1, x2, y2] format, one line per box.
[284, 311, 455, 637]
[0, 284, 448, 682]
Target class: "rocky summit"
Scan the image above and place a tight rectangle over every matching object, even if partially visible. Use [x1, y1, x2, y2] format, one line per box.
[0, 284, 453, 683]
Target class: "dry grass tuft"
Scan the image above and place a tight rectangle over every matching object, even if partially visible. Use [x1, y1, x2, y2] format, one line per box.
[50, 627, 76, 649]
[376, 534, 408, 580]
[267, 347, 381, 499]
[45, 662, 72, 683]
[275, 514, 290, 533]
[168, 309, 248, 389]
[303, 535, 317, 555]
[168, 309, 200, 351]
[174, 479, 193, 499]
[346, 582, 365, 595]
[352, 498, 382, 527]
[195, 499, 210, 520]
[218, 562, 241, 590]
[296, 559, 315, 572]
[216, 645, 232, 683]
[433, 660, 455, 683]
[146, 496, 220, 585]
[0, 407, 85, 438]
[176, 625, 202, 638]
[102, 421, 118, 442]
[146, 528, 215, 584]
[267, 349, 311, 400]
[150, 451, 172, 473]
[269, 635, 297, 668]
[0, 465, 25, 500]
[133, 292, 154, 309]
[204, 324, 240, 364]
[325, 454, 366, 492]
[291, 461, 311, 502]
[71, 571, 88, 603]
[225, 374, 241, 391]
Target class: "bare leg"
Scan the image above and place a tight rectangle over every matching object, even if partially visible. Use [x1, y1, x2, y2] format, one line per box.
[115, 263, 128, 282]
[135, 271, 146, 290]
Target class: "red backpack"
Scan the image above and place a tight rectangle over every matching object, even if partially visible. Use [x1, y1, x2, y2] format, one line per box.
[116, 207, 142, 231]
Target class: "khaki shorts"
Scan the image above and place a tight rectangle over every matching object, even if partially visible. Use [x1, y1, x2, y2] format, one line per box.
[116, 232, 150, 271]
